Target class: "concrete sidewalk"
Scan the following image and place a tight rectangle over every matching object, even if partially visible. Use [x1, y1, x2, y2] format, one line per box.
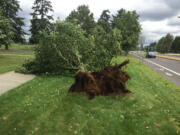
[0, 71, 35, 95]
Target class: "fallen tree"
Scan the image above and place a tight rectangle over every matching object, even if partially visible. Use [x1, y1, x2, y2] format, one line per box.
[68, 60, 131, 99]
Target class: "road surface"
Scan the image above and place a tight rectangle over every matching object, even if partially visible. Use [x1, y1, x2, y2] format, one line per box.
[131, 52, 180, 87]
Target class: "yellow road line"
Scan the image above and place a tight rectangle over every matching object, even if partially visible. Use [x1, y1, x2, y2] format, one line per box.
[167, 53, 180, 56]
[156, 55, 180, 61]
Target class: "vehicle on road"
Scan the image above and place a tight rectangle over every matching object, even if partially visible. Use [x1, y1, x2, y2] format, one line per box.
[146, 51, 156, 58]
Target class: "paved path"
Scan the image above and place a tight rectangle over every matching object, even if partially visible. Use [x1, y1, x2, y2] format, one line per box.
[0, 71, 35, 95]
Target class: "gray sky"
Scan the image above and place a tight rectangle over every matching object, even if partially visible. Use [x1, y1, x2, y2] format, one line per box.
[18, 0, 180, 43]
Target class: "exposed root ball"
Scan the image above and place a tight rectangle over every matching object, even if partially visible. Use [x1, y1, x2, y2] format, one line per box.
[69, 60, 131, 99]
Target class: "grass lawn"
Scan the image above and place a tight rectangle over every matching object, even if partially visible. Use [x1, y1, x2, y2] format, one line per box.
[0, 51, 35, 56]
[0, 54, 34, 74]
[0, 56, 180, 135]
[0, 43, 36, 51]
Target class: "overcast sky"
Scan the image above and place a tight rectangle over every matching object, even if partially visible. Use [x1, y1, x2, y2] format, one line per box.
[18, 0, 180, 43]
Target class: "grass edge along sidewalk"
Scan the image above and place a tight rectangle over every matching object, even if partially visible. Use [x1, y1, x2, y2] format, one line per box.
[0, 56, 180, 135]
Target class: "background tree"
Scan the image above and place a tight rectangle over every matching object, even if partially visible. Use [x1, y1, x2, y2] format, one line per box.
[97, 10, 111, 33]
[149, 42, 157, 51]
[112, 9, 141, 54]
[156, 33, 174, 53]
[171, 36, 180, 53]
[30, 0, 53, 44]
[163, 33, 174, 52]
[156, 37, 165, 53]
[0, 9, 14, 50]
[66, 5, 96, 36]
[0, 0, 25, 43]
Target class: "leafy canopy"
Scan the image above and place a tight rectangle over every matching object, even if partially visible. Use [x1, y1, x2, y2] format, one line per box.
[23, 21, 92, 74]
[156, 33, 174, 53]
[112, 9, 141, 53]
[66, 5, 96, 36]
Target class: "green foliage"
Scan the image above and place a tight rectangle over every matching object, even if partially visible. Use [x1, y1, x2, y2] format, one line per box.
[25, 21, 92, 74]
[112, 9, 141, 53]
[24, 7, 142, 74]
[23, 20, 123, 74]
[30, 0, 53, 44]
[171, 36, 180, 53]
[156, 37, 165, 53]
[156, 33, 174, 53]
[149, 42, 157, 51]
[98, 10, 111, 33]
[0, 9, 14, 49]
[0, 0, 25, 43]
[66, 5, 96, 36]
[91, 25, 122, 70]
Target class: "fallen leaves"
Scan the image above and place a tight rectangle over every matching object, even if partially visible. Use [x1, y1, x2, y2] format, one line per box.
[2, 116, 8, 121]
[154, 121, 161, 128]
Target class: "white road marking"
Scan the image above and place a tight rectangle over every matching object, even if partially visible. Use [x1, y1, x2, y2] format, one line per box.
[159, 68, 165, 71]
[165, 72, 173, 77]
[144, 59, 180, 77]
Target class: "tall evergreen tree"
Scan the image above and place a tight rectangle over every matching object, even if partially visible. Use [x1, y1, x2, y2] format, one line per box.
[30, 0, 53, 44]
[171, 36, 180, 53]
[149, 42, 157, 51]
[0, 8, 14, 50]
[98, 10, 111, 33]
[66, 5, 96, 36]
[0, 0, 25, 43]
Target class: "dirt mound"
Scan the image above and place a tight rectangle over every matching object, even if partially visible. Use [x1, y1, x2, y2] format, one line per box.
[68, 60, 131, 99]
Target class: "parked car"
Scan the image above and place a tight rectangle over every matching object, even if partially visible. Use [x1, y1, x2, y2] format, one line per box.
[146, 51, 156, 58]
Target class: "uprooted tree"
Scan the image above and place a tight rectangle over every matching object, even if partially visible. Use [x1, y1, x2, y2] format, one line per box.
[20, 20, 132, 99]
[69, 60, 131, 99]
[20, 7, 142, 98]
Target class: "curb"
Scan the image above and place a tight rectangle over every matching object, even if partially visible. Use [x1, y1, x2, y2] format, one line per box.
[156, 55, 180, 61]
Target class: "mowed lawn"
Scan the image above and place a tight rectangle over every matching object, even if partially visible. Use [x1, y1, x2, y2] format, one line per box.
[0, 44, 36, 51]
[0, 53, 34, 74]
[0, 56, 180, 135]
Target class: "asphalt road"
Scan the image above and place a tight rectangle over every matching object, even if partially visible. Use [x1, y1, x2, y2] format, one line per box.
[131, 52, 180, 88]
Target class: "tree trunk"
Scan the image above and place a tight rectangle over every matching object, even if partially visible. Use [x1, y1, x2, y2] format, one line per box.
[5, 44, 9, 50]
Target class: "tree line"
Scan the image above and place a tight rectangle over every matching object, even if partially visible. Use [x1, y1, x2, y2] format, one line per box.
[0, 0, 141, 53]
[149, 33, 180, 53]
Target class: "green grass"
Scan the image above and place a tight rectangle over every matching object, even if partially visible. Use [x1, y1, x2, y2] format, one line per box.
[0, 56, 180, 135]
[0, 51, 35, 56]
[0, 54, 34, 74]
[0, 43, 36, 50]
